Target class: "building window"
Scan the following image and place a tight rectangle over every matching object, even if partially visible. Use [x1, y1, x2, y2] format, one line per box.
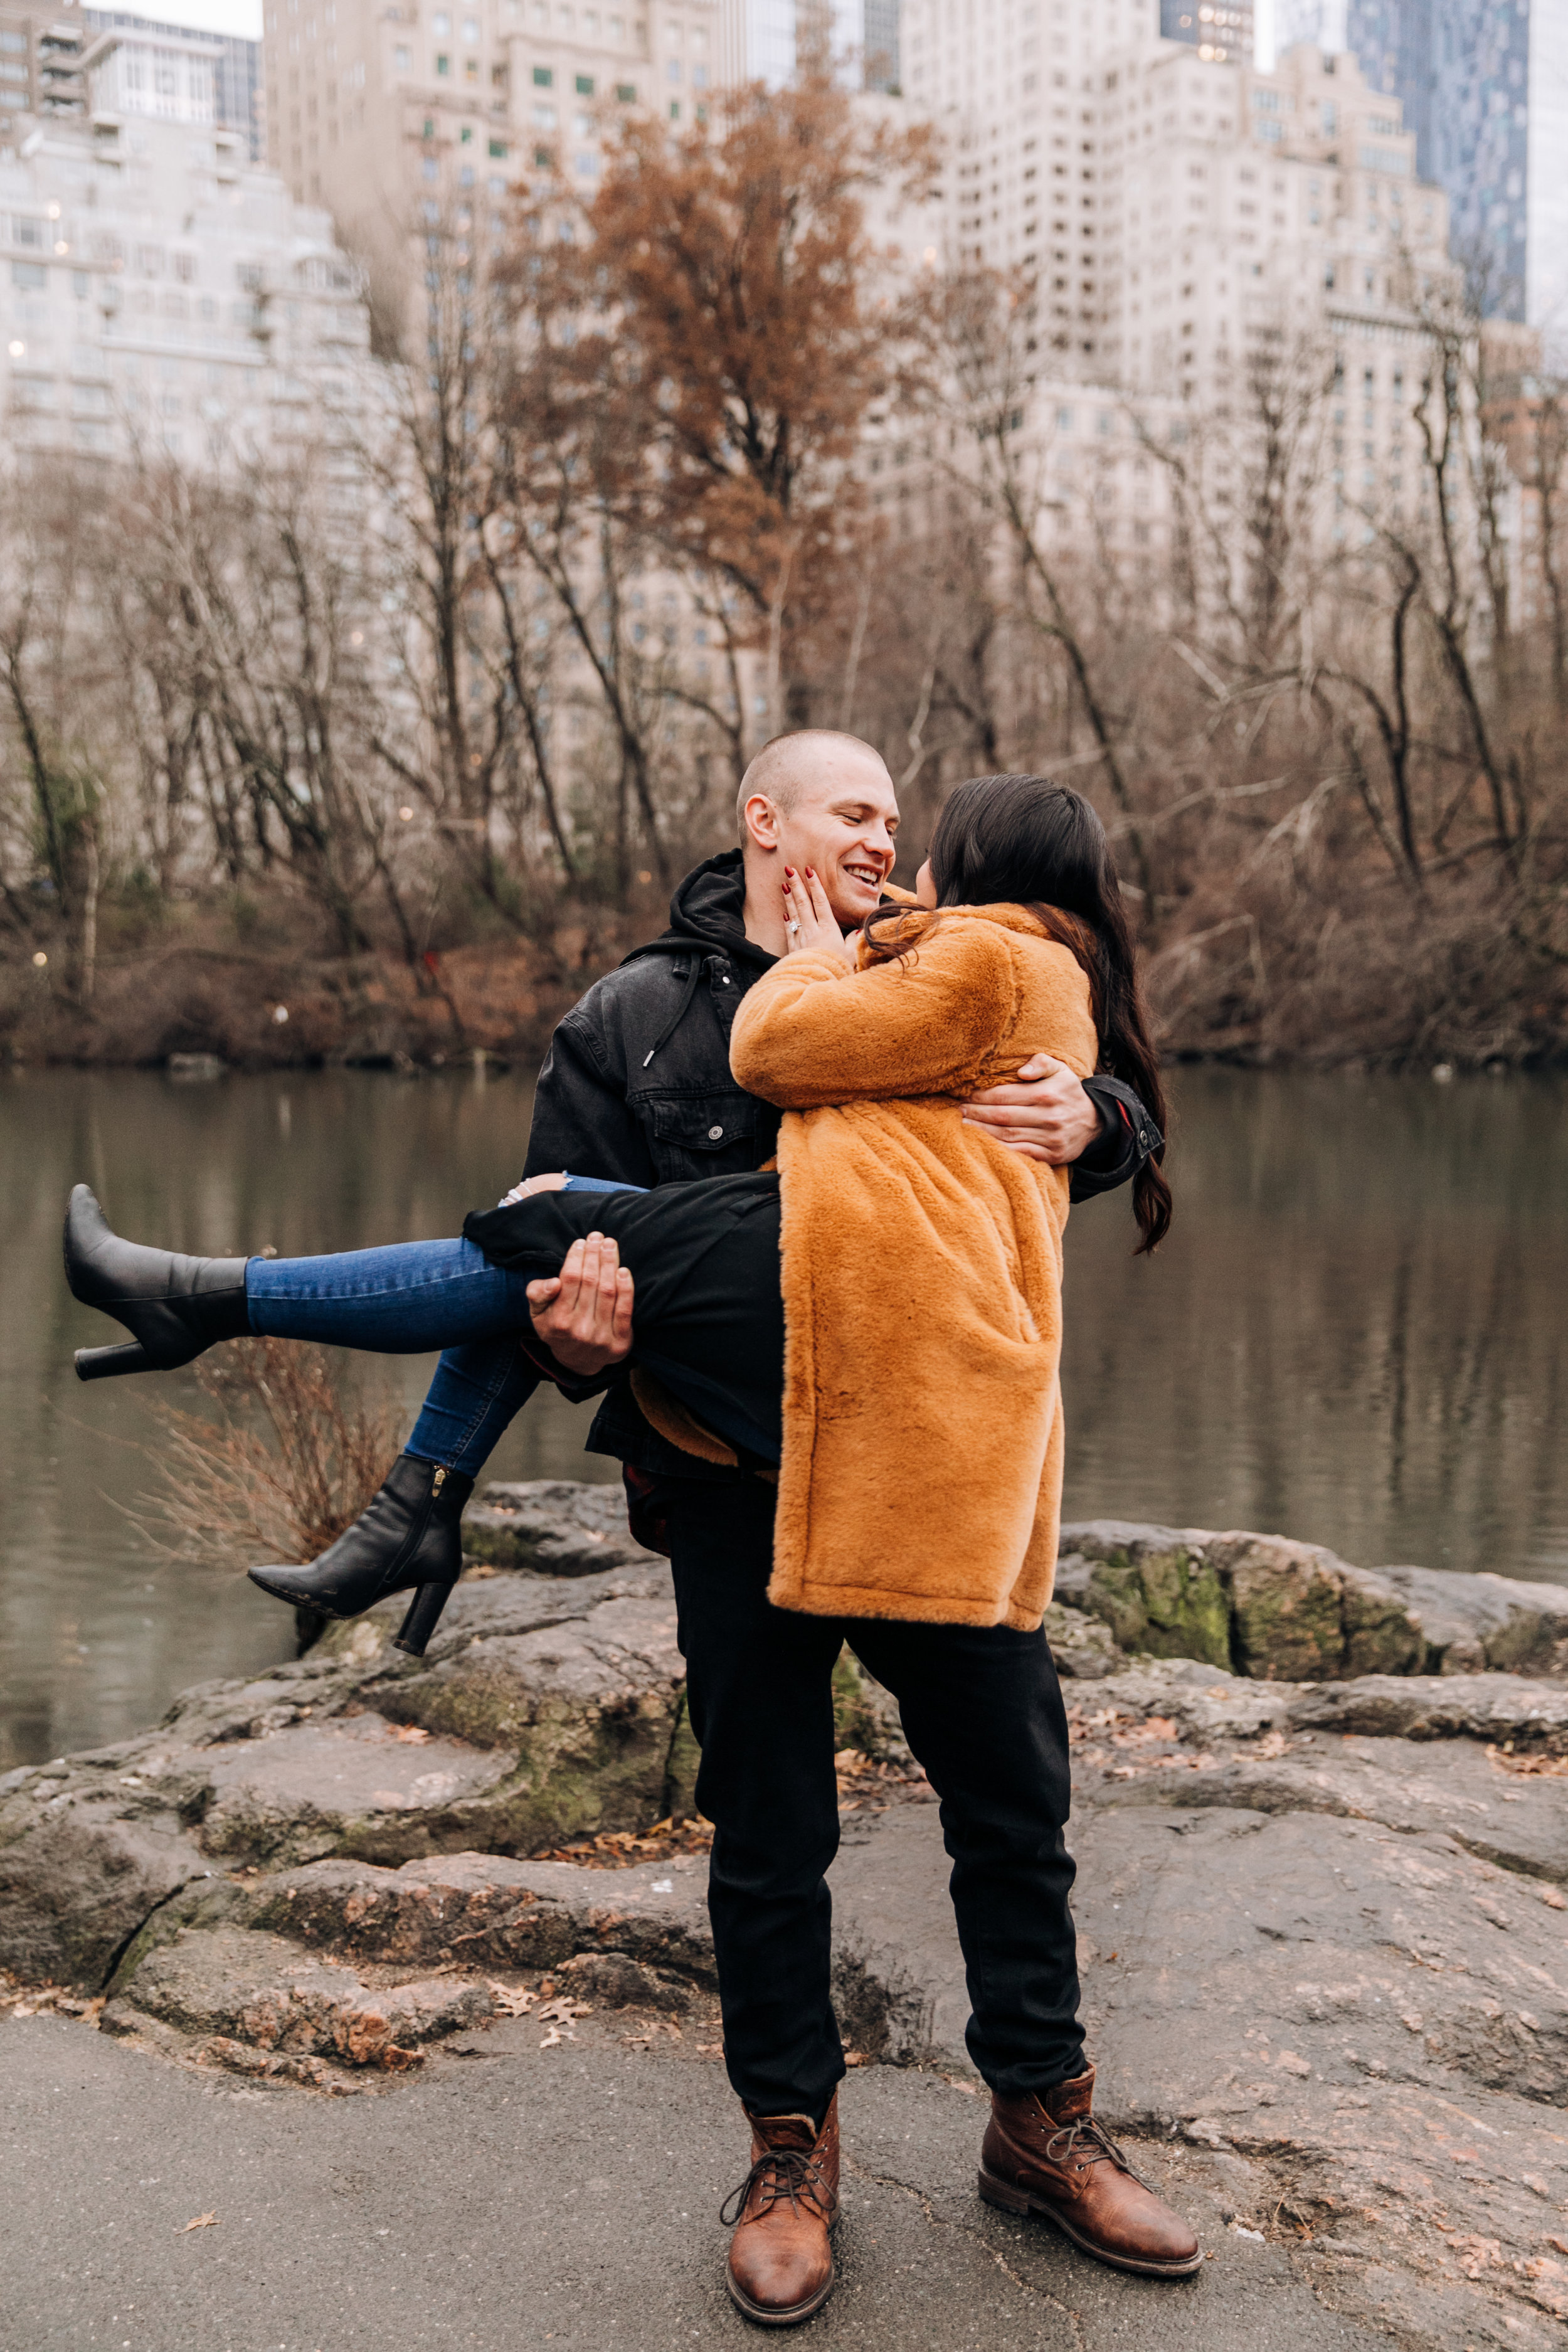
[667, 57, 681, 80]
[436, 52, 450, 73]
[395, 43, 410, 68]
[576, 72, 593, 92]
[533, 102, 556, 125]
[489, 137, 507, 157]
[616, 80, 635, 98]
[534, 64, 553, 84]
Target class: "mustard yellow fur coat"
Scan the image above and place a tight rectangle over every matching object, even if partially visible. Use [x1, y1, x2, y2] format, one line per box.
[728, 901, 1098, 1632]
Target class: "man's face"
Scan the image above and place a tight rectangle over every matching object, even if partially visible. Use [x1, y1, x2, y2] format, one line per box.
[769, 753, 901, 928]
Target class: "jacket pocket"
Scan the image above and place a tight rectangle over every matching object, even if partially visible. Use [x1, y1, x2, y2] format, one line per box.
[644, 1091, 760, 1182]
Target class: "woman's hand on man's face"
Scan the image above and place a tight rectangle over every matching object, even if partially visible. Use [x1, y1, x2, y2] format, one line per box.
[781, 867, 858, 968]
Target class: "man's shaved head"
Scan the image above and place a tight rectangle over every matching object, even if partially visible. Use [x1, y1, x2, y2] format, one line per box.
[736, 730, 890, 834]
[735, 728, 900, 939]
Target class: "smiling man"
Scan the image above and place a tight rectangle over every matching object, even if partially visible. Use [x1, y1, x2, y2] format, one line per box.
[516, 731, 1174, 2326]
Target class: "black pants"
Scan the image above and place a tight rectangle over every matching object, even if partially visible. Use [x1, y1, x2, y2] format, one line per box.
[651, 1473, 1084, 2122]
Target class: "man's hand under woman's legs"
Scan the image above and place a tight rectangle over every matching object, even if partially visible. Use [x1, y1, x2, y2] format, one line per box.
[526, 1231, 635, 1377]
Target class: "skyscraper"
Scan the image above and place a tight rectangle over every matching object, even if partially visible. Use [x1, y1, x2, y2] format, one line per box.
[262, 0, 721, 275]
[1274, 1, 1568, 334]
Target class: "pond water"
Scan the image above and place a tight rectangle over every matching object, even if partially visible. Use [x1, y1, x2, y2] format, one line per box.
[2, 1062, 1565, 1771]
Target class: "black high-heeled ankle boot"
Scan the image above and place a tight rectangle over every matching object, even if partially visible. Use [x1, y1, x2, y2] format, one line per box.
[247, 1453, 474, 1657]
[65, 1184, 252, 1380]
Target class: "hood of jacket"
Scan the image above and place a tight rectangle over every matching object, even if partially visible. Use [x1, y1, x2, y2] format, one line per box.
[622, 848, 776, 977]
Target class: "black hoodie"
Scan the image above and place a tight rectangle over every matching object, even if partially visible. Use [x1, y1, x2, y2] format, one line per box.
[516, 847, 1157, 1478]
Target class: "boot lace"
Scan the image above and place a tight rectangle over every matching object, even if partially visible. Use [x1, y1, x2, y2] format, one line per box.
[1042, 2114, 1150, 2190]
[719, 2145, 832, 2230]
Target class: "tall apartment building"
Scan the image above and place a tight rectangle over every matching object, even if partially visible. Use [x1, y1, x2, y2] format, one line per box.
[87, 12, 265, 159]
[1, 41, 368, 472]
[899, 3, 1447, 386]
[263, 0, 721, 270]
[1104, 37, 1450, 405]
[1274, 2, 1568, 334]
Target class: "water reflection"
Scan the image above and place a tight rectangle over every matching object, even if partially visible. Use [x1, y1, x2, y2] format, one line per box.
[1061, 1067, 1568, 1586]
[0, 1064, 612, 1773]
[1, 1062, 1564, 1771]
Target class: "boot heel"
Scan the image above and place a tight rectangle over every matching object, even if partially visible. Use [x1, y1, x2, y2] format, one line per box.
[977, 2167, 1032, 2216]
[75, 1342, 153, 1381]
[393, 1581, 455, 1656]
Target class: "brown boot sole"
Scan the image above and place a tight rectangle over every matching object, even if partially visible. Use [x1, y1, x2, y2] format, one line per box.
[977, 2167, 1204, 2279]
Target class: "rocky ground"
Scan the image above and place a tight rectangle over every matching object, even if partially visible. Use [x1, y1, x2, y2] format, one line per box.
[3, 1486, 1567, 2349]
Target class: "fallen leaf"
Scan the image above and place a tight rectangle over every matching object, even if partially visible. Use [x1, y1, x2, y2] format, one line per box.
[389, 1725, 431, 1745]
[536, 1995, 592, 2025]
[181, 2212, 219, 2232]
[487, 1983, 536, 2018]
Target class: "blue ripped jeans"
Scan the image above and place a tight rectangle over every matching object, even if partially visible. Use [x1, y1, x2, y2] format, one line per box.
[246, 1175, 636, 1477]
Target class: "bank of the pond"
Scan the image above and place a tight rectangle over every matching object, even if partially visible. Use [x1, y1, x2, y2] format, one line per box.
[4, 917, 1566, 1078]
[2, 930, 617, 1075]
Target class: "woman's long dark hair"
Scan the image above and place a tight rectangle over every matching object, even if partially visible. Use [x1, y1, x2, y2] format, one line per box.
[865, 773, 1172, 1253]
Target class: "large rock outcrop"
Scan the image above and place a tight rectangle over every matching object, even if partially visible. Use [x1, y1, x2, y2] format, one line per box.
[6, 1485, 1568, 2347]
[1057, 1519, 1568, 1680]
[0, 1541, 694, 1988]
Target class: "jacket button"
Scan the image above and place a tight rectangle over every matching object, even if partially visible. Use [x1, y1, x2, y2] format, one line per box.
[707, 1124, 724, 1141]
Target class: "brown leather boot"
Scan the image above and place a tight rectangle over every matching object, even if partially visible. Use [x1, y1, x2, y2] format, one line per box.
[722, 2094, 840, 2326]
[978, 2065, 1201, 2277]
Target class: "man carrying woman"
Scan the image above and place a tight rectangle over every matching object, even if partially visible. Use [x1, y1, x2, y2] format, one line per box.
[66, 733, 1199, 2324]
